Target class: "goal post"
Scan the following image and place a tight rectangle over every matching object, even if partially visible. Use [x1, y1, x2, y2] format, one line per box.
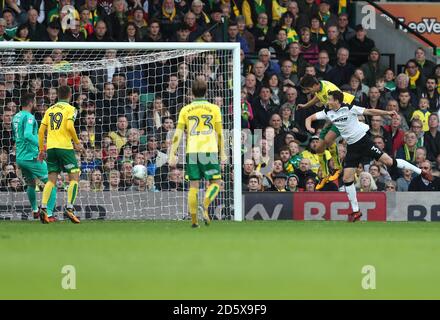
[0, 41, 242, 222]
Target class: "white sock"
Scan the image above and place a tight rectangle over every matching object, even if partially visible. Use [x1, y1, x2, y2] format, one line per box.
[345, 182, 359, 212]
[396, 159, 421, 175]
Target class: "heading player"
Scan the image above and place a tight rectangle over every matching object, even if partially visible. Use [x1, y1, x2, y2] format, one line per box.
[306, 90, 432, 222]
[169, 79, 226, 228]
[299, 75, 356, 189]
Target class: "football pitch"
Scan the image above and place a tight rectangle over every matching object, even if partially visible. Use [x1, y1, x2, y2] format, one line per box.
[1, 220, 440, 300]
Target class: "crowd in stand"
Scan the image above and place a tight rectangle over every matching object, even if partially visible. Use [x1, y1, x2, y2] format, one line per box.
[0, 0, 439, 194]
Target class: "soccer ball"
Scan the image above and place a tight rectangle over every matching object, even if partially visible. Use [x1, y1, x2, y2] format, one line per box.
[132, 165, 147, 179]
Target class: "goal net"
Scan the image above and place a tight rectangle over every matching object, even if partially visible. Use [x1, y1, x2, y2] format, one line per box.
[0, 42, 242, 221]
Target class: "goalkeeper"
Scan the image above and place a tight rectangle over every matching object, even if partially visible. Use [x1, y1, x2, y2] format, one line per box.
[12, 92, 57, 222]
[38, 86, 84, 224]
[169, 79, 226, 228]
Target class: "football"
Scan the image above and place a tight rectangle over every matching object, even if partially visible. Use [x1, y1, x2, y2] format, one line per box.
[132, 165, 147, 179]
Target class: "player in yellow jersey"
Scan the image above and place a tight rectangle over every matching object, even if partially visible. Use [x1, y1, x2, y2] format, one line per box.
[298, 75, 356, 189]
[169, 79, 226, 228]
[38, 86, 84, 224]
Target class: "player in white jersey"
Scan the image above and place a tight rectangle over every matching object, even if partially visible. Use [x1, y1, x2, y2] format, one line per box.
[305, 90, 432, 222]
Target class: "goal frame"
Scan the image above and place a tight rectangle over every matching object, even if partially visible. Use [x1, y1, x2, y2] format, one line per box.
[0, 41, 243, 221]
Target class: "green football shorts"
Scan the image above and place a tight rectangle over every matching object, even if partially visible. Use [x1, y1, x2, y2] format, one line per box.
[46, 148, 80, 174]
[319, 124, 341, 140]
[16, 159, 49, 184]
[185, 153, 222, 181]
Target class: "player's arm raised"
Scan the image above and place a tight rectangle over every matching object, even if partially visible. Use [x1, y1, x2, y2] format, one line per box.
[305, 111, 327, 134]
[298, 95, 320, 109]
[362, 108, 398, 118]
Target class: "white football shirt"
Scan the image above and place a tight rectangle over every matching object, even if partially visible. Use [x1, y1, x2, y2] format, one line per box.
[315, 104, 370, 145]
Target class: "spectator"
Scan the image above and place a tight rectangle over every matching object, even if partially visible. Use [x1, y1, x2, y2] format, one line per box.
[122, 22, 142, 42]
[286, 42, 307, 78]
[89, 169, 105, 192]
[130, 6, 148, 39]
[105, 170, 124, 191]
[242, 158, 255, 189]
[266, 73, 282, 106]
[109, 115, 128, 152]
[296, 158, 317, 189]
[366, 86, 386, 110]
[420, 77, 440, 113]
[3, 8, 17, 39]
[319, 25, 347, 66]
[349, 25, 375, 67]
[237, 15, 255, 53]
[384, 180, 397, 192]
[247, 175, 262, 192]
[405, 59, 425, 95]
[346, 74, 367, 106]
[190, 0, 210, 28]
[279, 59, 298, 87]
[411, 97, 431, 132]
[299, 27, 319, 65]
[40, 20, 61, 41]
[397, 88, 416, 125]
[408, 161, 440, 191]
[244, 73, 258, 103]
[325, 47, 354, 86]
[410, 119, 425, 147]
[269, 173, 288, 192]
[144, 19, 163, 42]
[355, 172, 378, 192]
[242, 0, 274, 29]
[424, 114, 440, 162]
[384, 113, 405, 157]
[337, 13, 355, 42]
[161, 75, 183, 118]
[153, 0, 184, 40]
[0, 18, 10, 41]
[278, 12, 299, 44]
[281, 86, 298, 110]
[368, 164, 386, 191]
[287, 173, 299, 192]
[124, 89, 146, 131]
[250, 13, 274, 53]
[396, 131, 418, 165]
[251, 85, 278, 129]
[317, 0, 337, 29]
[415, 47, 436, 78]
[353, 68, 370, 95]
[392, 73, 417, 107]
[310, 15, 326, 44]
[241, 88, 254, 129]
[360, 48, 385, 88]
[61, 19, 86, 42]
[270, 27, 289, 60]
[384, 68, 396, 92]
[396, 169, 414, 191]
[87, 19, 113, 41]
[314, 50, 332, 80]
[144, 135, 168, 172]
[119, 161, 133, 190]
[0, 106, 13, 152]
[262, 158, 284, 191]
[258, 48, 280, 75]
[303, 176, 317, 192]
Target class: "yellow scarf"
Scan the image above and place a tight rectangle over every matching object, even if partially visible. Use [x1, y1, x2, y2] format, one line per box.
[406, 69, 420, 89]
[162, 6, 176, 21]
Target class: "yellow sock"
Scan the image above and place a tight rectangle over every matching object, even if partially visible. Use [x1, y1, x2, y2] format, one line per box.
[42, 181, 55, 208]
[318, 153, 330, 178]
[67, 180, 78, 208]
[188, 187, 198, 225]
[203, 183, 220, 213]
[328, 142, 341, 170]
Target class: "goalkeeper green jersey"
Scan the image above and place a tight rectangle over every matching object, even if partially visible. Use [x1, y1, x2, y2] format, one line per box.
[12, 110, 40, 161]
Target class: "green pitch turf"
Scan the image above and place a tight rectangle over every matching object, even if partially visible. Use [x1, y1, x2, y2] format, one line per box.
[1, 220, 440, 299]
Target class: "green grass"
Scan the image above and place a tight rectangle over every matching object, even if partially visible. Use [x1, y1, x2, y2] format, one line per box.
[1, 220, 440, 299]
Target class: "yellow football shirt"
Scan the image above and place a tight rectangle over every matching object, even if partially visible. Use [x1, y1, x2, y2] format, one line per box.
[316, 80, 355, 105]
[177, 99, 223, 154]
[41, 101, 78, 150]
[301, 150, 331, 175]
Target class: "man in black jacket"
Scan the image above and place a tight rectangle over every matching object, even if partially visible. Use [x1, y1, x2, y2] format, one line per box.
[409, 161, 440, 191]
[424, 114, 440, 162]
[251, 85, 278, 129]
